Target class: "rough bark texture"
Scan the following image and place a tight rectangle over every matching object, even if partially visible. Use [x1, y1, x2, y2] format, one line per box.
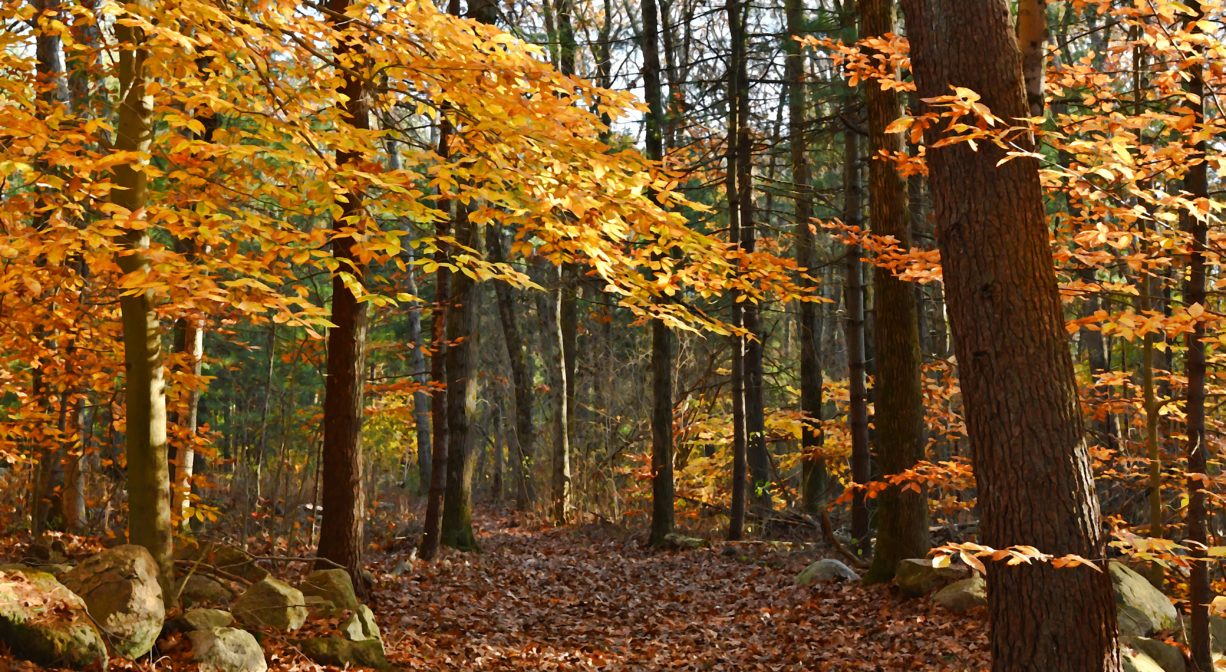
[113, 5, 175, 604]
[642, 0, 675, 547]
[1182, 3, 1210, 668]
[898, 2, 1119, 669]
[860, 0, 929, 584]
[317, 0, 370, 595]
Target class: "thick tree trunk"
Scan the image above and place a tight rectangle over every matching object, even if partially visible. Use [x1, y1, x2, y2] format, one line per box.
[860, 0, 929, 583]
[113, 6, 175, 604]
[317, 0, 370, 594]
[898, 2, 1119, 669]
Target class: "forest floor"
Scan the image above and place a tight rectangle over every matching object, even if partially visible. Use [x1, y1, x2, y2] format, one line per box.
[2, 515, 990, 671]
[369, 516, 989, 671]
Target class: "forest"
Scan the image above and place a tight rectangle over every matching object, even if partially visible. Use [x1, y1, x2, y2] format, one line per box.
[0, 0, 1222, 669]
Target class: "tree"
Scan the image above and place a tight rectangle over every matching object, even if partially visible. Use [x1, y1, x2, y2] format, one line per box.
[112, 0, 175, 603]
[317, 0, 372, 592]
[642, 0, 675, 547]
[860, 0, 928, 584]
[1180, 2, 1210, 667]
[897, 0, 1119, 668]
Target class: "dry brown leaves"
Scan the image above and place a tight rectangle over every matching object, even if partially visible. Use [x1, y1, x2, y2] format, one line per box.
[369, 520, 988, 671]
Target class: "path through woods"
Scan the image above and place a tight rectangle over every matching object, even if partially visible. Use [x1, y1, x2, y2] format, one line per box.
[372, 519, 989, 671]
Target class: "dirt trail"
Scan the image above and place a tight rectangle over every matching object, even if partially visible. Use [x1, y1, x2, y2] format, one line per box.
[372, 522, 988, 671]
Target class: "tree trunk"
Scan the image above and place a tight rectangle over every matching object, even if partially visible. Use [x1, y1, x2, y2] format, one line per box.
[842, 130, 871, 558]
[641, 0, 674, 547]
[1015, 0, 1048, 117]
[860, 0, 929, 583]
[316, 0, 370, 595]
[1182, 3, 1210, 668]
[487, 230, 534, 509]
[898, 2, 1119, 669]
[725, 0, 748, 541]
[113, 4, 175, 604]
[787, 0, 825, 519]
[551, 265, 576, 524]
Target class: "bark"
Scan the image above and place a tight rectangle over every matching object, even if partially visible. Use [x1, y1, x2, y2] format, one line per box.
[642, 0, 675, 547]
[842, 131, 871, 557]
[1182, 3, 1210, 668]
[317, 0, 370, 595]
[1015, 0, 1048, 117]
[440, 0, 497, 549]
[734, 0, 770, 516]
[113, 4, 175, 603]
[897, 2, 1119, 669]
[487, 230, 535, 508]
[405, 248, 432, 493]
[551, 266, 576, 524]
[788, 0, 825, 518]
[860, 0, 929, 583]
[419, 0, 463, 562]
[725, 0, 747, 541]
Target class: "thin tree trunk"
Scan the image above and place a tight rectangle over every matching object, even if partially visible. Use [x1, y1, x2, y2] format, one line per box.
[113, 3, 175, 604]
[788, 0, 825, 519]
[1182, 3, 1210, 668]
[642, 0, 674, 547]
[842, 130, 870, 558]
[317, 0, 370, 595]
[1016, 0, 1048, 117]
[860, 0, 929, 583]
[898, 1, 1119, 668]
[487, 230, 535, 508]
[725, 0, 747, 541]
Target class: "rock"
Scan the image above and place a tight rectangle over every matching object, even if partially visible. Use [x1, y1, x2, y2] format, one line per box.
[390, 559, 414, 577]
[340, 604, 381, 642]
[0, 567, 108, 668]
[179, 573, 235, 607]
[176, 540, 270, 584]
[233, 577, 307, 631]
[1111, 561, 1178, 637]
[300, 636, 390, 670]
[299, 568, 360, 613]
[188, 627, 268, 672]
[894, 558, 970, 597]
[62, 543, 165, 659]
[932, 575, 987, 614]
[182, 608, 235, 631]
[794, 559, 860, 586]
[29, 537, 69, 564]
[661, 533, 709, 550]
[1122, 636, 1185, 672]
[1210, 614, 1226, 655]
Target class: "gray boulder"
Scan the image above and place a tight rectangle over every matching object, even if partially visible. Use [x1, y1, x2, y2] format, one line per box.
[299, 568, 360, 613]
[794, 559, 860, 586]
[932, 575, 987, 614]
[182, 608, 236, 631]
[62, 543, 165, 659]
[1123, 636, 1185, 672]
[233, 577, 307, 631]
[1111, 561, 1178, 637]
[189, 627, 268, 672]
[177, 540, 270, 584]
[894, 558, 970, 597]
[178, 572, 235, 607]
[300, 636, 391, 670]
[0, 567, 108, 668]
